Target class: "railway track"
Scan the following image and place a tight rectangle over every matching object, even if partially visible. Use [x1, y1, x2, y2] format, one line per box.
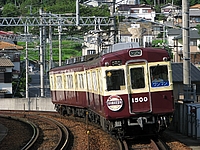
[0, 111, 71, 150]
[0, 110, 192, 150]
[0, 115, 39, 150]
[0, 110, 119, 150]
[118, 137, 170, 150]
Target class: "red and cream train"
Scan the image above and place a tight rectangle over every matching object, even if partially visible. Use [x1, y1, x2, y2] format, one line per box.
[49, 42, 174, 138]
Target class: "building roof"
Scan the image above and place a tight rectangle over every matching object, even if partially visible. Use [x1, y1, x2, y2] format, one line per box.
[117, 4, 152, 11]
[190, 4, 200, 9]
[167, 29, 182, 36]
[172, 63, 200, 83]
[0, 41, 23, 50]
[160, 3, 180, 9]
[0, 58, 14, 67]
[175, 9, 200, 17]
[173, 29, 200, 40]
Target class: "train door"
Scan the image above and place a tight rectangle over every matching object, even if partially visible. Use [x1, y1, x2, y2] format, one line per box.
[126, 60, 152, 114]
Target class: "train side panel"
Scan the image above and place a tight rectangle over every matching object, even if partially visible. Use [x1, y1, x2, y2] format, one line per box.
[49, 45, 174, 137]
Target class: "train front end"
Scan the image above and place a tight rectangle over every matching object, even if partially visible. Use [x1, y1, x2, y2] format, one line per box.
[101, 47, 174, 136]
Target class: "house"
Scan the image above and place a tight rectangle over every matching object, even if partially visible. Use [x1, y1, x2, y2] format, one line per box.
[166, 28, 182, 62]
[117, 4, 156, 22]
[118, 21, 154, 47]
[0, 41, 24, 79]
[170, 29, 200, 65]
[83, 0, 140, 7]
[82, 30, 112, 56]
[160, 3, 181, 18]
[174, 4, 200, 27]
[116, 0, 140, 5]
[172, 63, 200, 102]
[0, 58, 14, 98]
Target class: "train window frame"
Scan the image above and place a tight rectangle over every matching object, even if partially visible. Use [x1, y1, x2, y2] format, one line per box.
[50, 74, 55, 90]
[130, 67, 145, 89]
[98, 69, 103, 94]
[56, 74, 63, 89]
[150, 64, 169, 88]
[76, 72, 84, 90]
[128, 63, 150, 94]
[87, 71, 92, 91]
[105, 68, 126, 91]
[92, 70, 98, 92]
[65, 74, 74, 89]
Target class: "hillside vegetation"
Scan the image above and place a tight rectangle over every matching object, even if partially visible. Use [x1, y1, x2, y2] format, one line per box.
[2, 0, 200, 61]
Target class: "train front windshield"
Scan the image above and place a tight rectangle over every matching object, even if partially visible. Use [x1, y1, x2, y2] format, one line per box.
[130, 67, 145, 89]
[105, 64, 169, 91]
[106, 69, 125, 91]
[150, 65, 169, 87]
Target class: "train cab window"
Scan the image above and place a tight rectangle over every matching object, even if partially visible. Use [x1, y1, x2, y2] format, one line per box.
[106, 69, 125, 91]
[130, 67, 145, 89]
[150, 65, 169, 87]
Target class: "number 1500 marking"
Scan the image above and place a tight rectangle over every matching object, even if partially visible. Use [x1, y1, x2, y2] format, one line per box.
[132, 97, 148, 103]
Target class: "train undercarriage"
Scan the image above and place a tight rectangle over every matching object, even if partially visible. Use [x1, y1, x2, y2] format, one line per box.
[55, 104, 172, 139]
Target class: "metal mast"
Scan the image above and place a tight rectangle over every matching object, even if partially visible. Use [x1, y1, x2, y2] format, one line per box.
[25, 25, 29, 98]
[39, 8, 44, 97]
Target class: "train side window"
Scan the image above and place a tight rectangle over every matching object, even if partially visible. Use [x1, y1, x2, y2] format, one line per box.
[130, 67, 145, 89]
[56, 75, 62, 89]
[78, 74, 84, 89]
[66, 74, 73, 89]
[150, 65, 169, 87]
[106, 69, 125, 91]
[92, 71, 98, 91]
[87, 72, 92, 90]
[50, 75, 55, 90]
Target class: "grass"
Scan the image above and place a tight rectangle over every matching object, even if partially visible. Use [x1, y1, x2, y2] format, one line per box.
[18, 40, 82, 62]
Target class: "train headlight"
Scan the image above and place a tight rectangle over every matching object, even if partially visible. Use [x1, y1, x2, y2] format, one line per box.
[163, 57, 169, 61]
[105, 62, 109, 66]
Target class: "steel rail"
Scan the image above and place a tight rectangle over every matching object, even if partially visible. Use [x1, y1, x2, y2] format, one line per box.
[0, 115, 39, 150]
[43, 116, 70, 150]
[117, 139, 129, 150]
[21, 120, 39, 150]
[155, 138, 171, 150]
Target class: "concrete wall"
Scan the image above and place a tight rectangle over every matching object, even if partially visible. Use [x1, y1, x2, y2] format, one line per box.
[0, 98, 55, 111]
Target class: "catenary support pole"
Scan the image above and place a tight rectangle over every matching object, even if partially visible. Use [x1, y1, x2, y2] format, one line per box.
[39, 8, 44, 97]
[25, 25, 29, 98]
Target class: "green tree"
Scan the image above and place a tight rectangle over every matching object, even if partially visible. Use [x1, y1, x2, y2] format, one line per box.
[2, 3, 20, 17]
[12, 68, 31, 98]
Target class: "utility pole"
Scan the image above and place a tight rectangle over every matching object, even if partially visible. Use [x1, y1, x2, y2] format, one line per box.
[39, 8, 44, 97]
[76, 0, 80, 26]
[58, 18, 62, 66]
[110, 0, 116, 44]
[182, 0, 191, 102]
[25, 25, 29, 98]
[49, 20, 53, 69]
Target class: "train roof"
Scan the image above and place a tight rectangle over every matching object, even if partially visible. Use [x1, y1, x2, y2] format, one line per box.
[49, 43, 170, 73]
